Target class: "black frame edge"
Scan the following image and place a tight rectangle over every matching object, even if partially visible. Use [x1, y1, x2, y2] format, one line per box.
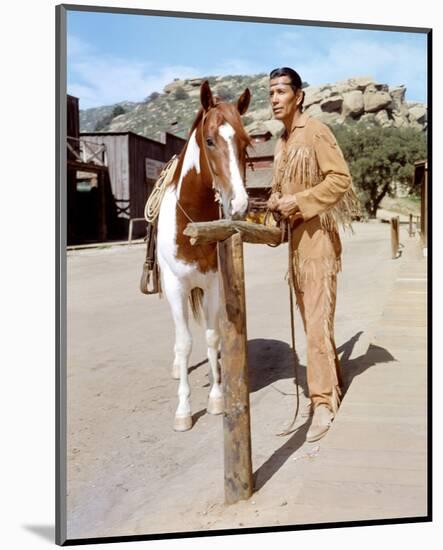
[56, 3, 68, 546]
[426, 27, 432, 522]
[60, 3, 430, 34]
[56, 4, 432, 544]
[61, 516, 431, 546]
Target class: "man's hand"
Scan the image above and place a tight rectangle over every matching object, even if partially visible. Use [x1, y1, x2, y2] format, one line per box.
[275, 194, 300, 219]
[267, 192, 281, 211]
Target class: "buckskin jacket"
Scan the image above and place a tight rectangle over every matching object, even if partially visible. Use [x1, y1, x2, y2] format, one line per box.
[271, 111, 360, 283]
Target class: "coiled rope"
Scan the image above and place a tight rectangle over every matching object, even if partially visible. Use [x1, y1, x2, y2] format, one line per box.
[144, 155, 179, 223]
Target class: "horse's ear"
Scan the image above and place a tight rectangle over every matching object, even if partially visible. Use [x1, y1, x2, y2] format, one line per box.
[201, 80, 215, 111]
[237, 88, 251, 115]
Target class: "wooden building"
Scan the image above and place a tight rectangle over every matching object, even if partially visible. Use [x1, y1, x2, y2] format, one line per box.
[80, 131, 185, 237]
[67, 94, 186, 244]
[67, 95, 110, 244]
[245, 130, 277, 219]
[413, 159, 428, 255]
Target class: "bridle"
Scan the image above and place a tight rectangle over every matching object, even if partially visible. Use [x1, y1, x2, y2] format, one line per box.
[175, 108, 221, 224]
[200, 109, 220, 205]
[177, 106, 252, 223]
[177, 106, 300, 436]
[199, 107, 300, 436]
[199, 107, 252, 219]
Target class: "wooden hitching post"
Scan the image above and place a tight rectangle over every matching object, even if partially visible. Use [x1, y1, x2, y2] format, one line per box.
[218, 232, 253, 504]
[98, 170, 107, 242]
[184, 220, 281, 505]
[391, 216, 399, 259]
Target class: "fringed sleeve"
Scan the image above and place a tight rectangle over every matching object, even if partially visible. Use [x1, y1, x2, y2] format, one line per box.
[295, 127, 360, 227]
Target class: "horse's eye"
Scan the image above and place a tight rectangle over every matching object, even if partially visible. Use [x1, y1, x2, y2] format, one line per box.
[206, 137, 214, 147]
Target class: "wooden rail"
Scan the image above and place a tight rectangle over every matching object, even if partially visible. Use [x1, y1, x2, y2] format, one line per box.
[67, 136, 108, 166]
[183, 220, 282, 246]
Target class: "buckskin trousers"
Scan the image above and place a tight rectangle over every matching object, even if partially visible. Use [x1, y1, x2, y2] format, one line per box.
[294, 269, 343, 415]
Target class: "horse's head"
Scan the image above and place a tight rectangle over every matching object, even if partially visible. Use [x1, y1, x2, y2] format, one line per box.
[198, 80, 251, 220]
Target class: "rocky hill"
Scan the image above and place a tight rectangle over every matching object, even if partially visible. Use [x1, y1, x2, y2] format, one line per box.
[79, 74, 427, 140]
[79, 100, 139, 132]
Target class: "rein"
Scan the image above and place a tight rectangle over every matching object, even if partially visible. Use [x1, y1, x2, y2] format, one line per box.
[142, 106, 300, 435]
[174, 109, 222, 224]
[199, 108, 300, 436]
[264, 212, 301, 436]
[277, 218, 301, 436]
[199, 109, 222, 212]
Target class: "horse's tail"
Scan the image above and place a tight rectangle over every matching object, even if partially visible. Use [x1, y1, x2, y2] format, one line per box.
[189, 287, 204, 323]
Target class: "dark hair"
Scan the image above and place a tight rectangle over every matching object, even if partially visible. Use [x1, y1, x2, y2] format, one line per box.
[269, 67, 305, 109]
[270, 67, 303, 91]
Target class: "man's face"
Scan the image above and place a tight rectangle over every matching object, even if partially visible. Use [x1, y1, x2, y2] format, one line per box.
[269, 76, 301, 122]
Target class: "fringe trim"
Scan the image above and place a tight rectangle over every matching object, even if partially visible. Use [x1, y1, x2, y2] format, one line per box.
[325, 184, 362, 232]
[274, 144, 362, 232]
[284, 146, 321, 191]
[322, 274, 342, 415]
[292, 254, 342, 288]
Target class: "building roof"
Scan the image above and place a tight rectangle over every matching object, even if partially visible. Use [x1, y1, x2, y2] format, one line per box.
[81, 130, 185, 147]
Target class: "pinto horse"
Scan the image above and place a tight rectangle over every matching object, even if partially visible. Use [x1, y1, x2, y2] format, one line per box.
[157, 80, 251, 431]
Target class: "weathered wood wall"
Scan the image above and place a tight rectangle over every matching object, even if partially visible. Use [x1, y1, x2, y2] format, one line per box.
[82, 132, 186, 225]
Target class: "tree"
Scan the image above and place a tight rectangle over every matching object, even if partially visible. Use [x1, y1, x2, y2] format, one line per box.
[94, 113, 113, 131]
[332, 124, 427, 218]
[94, 105, 126, 131]
[174, 86, 189, 100]
[216, 86, 234, 102]
[112, 105, 126, 117]
[144, 91, 160, 103]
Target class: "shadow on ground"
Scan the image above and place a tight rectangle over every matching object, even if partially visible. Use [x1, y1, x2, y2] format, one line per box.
[248, 332, 396, 490]
[248, 338, 305, 394]
[247, 333, 396, 396]
[338, 331, 397, 395]
[254, 421, 310, 491]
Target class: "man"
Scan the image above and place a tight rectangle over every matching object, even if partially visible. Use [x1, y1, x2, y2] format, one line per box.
[267, 67, 359, 442]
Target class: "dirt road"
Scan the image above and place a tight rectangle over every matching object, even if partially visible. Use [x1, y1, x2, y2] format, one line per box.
[66, 221, 404, 540]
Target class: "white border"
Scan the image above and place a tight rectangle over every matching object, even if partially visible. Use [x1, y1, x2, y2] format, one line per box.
[2, 1, 440, 549]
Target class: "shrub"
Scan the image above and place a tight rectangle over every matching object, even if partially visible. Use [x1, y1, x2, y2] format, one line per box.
[174, 87, 189, 100]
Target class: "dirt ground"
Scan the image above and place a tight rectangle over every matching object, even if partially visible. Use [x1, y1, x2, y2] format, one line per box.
[66, 221, 403, 540]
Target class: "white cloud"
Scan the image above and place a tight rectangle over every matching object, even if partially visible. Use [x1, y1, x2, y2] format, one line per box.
[67, 34, 200, 108]
[274, 33, 427, 102]
[67, 35, 92, 58]
[210, 58, 264, 77]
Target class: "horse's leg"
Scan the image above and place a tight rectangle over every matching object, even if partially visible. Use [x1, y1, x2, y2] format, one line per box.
[203, 275, 223, 415]
[162, 269, 193, 431]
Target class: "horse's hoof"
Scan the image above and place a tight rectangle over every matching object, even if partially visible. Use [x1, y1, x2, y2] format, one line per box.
[173, 415, 192, 431]
[207, 396, 224, 415]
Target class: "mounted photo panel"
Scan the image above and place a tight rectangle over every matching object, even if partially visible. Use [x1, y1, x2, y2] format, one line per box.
[56, 4, 431, 545]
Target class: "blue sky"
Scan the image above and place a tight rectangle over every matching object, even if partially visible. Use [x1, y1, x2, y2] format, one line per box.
[67, 10, 428, 109]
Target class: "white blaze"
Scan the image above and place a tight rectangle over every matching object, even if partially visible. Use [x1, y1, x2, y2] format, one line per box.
[177, 129, 200, 196]
[218, 122, 249, 217]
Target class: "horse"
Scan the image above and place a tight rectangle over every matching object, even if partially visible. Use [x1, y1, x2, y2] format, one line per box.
[156, 80, 251, 431]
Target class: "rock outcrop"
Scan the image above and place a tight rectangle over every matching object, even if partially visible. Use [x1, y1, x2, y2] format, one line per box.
[244, 75, 427, 135]
[79, 73, 427, 139]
